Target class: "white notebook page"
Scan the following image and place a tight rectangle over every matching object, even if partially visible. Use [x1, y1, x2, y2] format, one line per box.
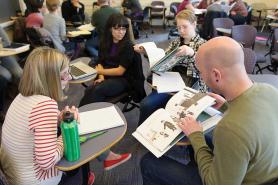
[78, 106, 125, 135]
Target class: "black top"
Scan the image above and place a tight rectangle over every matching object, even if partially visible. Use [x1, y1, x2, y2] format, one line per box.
[98, 41, 134, 78]
[122, 0, 142, 15]
[61, 0, 85, 23]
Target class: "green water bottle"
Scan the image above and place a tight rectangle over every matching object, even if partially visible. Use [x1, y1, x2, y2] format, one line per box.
[60, 111, 80, 161]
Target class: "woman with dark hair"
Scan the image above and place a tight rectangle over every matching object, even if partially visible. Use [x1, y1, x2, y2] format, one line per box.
[79, 13, 134, 105]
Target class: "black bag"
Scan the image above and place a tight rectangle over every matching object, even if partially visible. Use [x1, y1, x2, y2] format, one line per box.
[127, 51, 146, 103]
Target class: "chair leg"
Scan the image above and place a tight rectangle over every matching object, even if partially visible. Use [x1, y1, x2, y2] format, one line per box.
[255, 63, 263, 74]
[122, 101, 140, 112]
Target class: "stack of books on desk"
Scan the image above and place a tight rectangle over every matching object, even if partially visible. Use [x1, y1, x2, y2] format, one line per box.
[1, 43, 30, 53]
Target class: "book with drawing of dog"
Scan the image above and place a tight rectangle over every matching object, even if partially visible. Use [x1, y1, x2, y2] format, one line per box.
[132, 86, 223, 158]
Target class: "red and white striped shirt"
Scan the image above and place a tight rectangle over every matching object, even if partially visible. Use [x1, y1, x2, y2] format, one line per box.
[1, 94, 64, 185]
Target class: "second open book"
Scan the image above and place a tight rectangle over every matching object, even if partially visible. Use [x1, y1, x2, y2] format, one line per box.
[132, 87, 223, 158]
[138, 42, 183, 72]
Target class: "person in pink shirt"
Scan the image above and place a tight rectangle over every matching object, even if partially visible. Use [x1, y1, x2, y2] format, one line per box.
[24, 0, 44, 28]
[26, 12, 44, 28]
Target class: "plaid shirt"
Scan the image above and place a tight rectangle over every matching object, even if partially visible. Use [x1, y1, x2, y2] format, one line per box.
[165, 34, 208, 92]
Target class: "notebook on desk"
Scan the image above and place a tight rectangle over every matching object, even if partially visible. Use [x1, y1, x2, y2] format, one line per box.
[70, 61, 97, 80]
[78, 105, 125, 135]
[1, 43, 30, 53]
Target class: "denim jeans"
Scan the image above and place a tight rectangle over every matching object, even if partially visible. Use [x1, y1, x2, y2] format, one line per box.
[85, 31, 99, 57]
[0, 56, 22, 82]
[141, 153, 202, 185]
[138, 91, 172, 125]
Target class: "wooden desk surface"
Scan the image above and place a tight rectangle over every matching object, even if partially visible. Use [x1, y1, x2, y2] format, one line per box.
[0, 45, 29, 57]
[216, 27, 232, 35]
[56, 102, 127, 171]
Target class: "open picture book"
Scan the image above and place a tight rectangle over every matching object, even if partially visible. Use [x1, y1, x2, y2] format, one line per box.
[138, 42, 183, 72]
[132, 87, 223, 158]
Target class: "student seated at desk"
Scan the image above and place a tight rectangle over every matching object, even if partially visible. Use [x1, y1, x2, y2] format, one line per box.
[0, 47, 78, 185]
[43, 0, 76, 54]
[122, 0, 143, 18]
[228, 0, 248, 25]
[80, 13, 134, 105]
[0, 27, 23, 83]
[61, 0, 85, 24]
[134, 10, 207, 125]
[85, 0, 119, 58]
[25, 0, 44, 28]
[0, 26, 23, 122]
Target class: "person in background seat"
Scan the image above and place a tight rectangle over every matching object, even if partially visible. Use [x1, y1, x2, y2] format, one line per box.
[85, 0, 119, 58]
[134, 10, 207, 126]
[80, 13, 134, 105]
[228, 0, 248, 25]
[61, 0, 85, 24]
[25, 0, 44, 28]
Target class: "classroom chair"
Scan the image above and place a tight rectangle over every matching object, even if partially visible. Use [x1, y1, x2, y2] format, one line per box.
[212, 17, 234, 37]
[231, 25, 257, 49]
[256, 28, 278, 74]
[243, 48, 257, 74]
[149, 1, 167, 32]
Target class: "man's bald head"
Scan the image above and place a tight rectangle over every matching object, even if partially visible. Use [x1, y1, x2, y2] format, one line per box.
[195, 37, 249, 96]
[196, 36, 245, 73]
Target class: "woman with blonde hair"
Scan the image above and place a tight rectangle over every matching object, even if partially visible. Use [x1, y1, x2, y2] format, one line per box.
[0, 47, 82, 185]
[135, 9, 207, 125]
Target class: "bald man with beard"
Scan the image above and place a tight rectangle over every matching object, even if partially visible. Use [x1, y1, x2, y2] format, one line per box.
[140, 37, 278, 185]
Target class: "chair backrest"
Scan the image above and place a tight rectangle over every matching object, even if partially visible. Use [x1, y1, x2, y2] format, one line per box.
[243, 47, 256, 74]
[151, 1, 165, 13]
[231, 25, 257, 49]
[200, 10, 228, 39]
[212, 17, 234, 37]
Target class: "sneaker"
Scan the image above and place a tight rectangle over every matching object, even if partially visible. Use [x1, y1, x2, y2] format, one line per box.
[87, 171, 95, 185]
[103, 153, 132, 171]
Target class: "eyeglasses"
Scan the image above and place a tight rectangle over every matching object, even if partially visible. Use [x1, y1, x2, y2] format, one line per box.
[112, 27, 127, 32]
[177, 25, 188, 31]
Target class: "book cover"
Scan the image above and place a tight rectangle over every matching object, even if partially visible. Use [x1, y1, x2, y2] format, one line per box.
[132, 87, 223, 158]
[138, 42, 182, 72]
